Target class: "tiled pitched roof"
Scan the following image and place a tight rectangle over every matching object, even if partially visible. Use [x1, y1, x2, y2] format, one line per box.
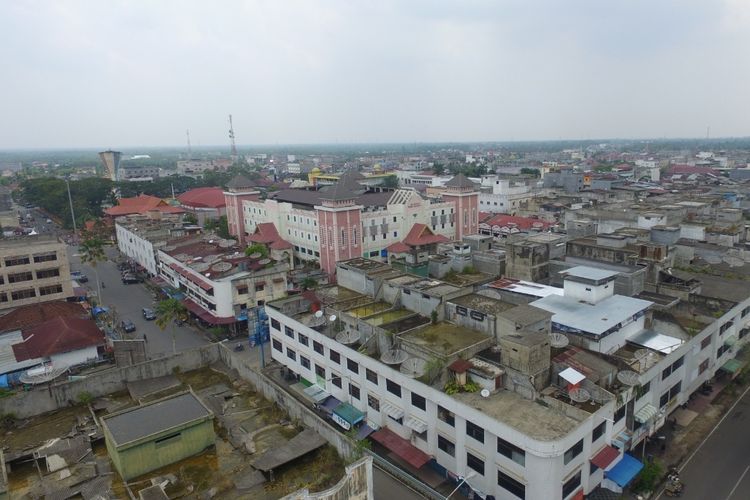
[178, 187, 226, 209]
[226, 174, 256, 189]
[319, 171, 366, 201]
[444, 173, 475, 189]
[104, 194, 182, 216]
[12, 317, 104, 361]
[403, 223, 450, 246]
[0, 301, 89, 333]
[247, 223, 293, 249]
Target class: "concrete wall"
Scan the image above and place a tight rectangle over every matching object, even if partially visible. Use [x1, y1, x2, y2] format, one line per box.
[281, 456, 374, 500]
[0, 344, 222, 419]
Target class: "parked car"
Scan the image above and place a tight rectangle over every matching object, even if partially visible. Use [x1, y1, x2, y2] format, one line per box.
[122, 274, 142, 284]
[72, 272, 89, 283]
[121, 320, 136, 333]
[142, 308, 156, 320]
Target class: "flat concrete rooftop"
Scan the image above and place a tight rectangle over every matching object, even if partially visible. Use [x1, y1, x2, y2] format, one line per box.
[450, 293, 516, 316]
[400, 321, 491, 356]
[453, 389, 582, 441]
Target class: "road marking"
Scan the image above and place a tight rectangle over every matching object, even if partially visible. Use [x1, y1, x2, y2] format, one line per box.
[726, 465, 750, 500]
[654, 383, 750, 500]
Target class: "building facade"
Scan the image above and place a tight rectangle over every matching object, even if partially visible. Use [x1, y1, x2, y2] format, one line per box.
[0, 235, 72, 311]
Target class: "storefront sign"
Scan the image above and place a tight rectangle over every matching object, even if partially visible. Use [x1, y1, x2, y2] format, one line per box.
[331, 412, 351, 430]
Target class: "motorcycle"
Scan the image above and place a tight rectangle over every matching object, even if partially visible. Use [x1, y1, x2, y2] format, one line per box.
[665, 467, 684, 497]
[234, 343, 245, 352]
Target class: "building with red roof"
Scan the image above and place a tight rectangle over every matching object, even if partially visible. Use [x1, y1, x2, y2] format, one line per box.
[1, 316, 104, 378]
[105, 194, 186, 217]
[177, 187, 227, 225]
[0, 301, 89, 333]
[478, 213, 551, 236]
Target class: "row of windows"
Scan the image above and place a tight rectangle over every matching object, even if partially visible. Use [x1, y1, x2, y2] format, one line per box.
[659, 381, 682, 408]
[661, 356, 684, 380]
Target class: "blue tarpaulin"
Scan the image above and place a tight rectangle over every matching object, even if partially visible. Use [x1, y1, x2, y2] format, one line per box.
[0, 374, 8, 389]
[606, 453, 644, 488]
[92, 306, 110, 317]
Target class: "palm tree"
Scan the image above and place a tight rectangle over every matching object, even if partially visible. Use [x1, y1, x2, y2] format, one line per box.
[156, 298, 188, 354]
[79, 237, 106, 303]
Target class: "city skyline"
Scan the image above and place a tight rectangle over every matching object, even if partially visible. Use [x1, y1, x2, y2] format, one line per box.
[1, 0, 748, 149]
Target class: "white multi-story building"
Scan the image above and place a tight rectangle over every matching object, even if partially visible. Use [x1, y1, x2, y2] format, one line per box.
[115, 215, 201, 276]
[479, 176, 538, 214]
[395, 170, 453, 187]
[266, 259, 750, 500]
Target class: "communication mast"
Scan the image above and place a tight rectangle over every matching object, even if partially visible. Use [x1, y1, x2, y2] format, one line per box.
[186, 129, 192, 160]
[228, 114, 238, 160]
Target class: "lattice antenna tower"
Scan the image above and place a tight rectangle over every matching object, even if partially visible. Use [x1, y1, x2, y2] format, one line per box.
[186, 129, 192, 160]
[228, 114, 238, 159]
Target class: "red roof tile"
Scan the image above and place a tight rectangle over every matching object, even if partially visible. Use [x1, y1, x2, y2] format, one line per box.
[480, 214, 550, 231]
[370, 428, 430, 469]
[591, 445, 620, 469]
[386, 242, 411, 253]
[448, 359, 474, 374]
[403, 224, 449, 246]
[248, 222, 293, 249]
[178, 187, 227, 209]
[105, 194, 182, 216]
[12, 317, 104, 361]
[0, 302, 89, 333]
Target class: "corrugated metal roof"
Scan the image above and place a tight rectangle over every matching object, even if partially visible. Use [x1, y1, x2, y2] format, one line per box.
[531, 294, 652, 336]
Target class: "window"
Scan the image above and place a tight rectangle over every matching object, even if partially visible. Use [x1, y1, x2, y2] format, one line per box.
[272, 338, 282, 352]
[614, 405, 626, 423]
[368, 394, 380, 411]
[386, 379, 401, 397]
[298, 333, 309, 346]
[437, 435, 455, 456]
[11, 288, 35, 300]
[438, 405, 455, 426]
[331, 373, 342, 388]
[39, 284, 63, 296]
[637, 381, 651, 401]
[497, 437, 525, 466]
[315, 364, 325, 379]
[498, 470, 526, 500]
[286, 348, 296, 361]
[255, 283, 265, 292]
[4, 256, 30, 267]
[33, 252, 57, 263]
[672, 356, 684, 370]
[411, 392, 426, 411]
[236, 286, 248, 295]
[300, 355, 311, 370]
[349, 383, 360, 400]
[592, 421, 606, 442]
[563, 439, 583, 465]
[717, 344, 730, 358]
[330, 349, 340, 364]
[8, 271, 33, 283]
[466, 420, 484, 443]
[466, 452, 485, 475]
[699, 358, 709, 374]
[366, 368, 378, 384]
[0, 292, 7, 303]
[271, 318, 280, 331]
[285, 326, 294, 338]
[313, 340, 324, 355]
[388, 414, 403, 425]
[562, 470, 581, 499]
[347, 358, 359, 374]
[35, 268, 60, 279]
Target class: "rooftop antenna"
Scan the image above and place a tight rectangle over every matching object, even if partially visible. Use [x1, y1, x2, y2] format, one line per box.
[186, 129, 192, 160]
[228, 114, 238, 160]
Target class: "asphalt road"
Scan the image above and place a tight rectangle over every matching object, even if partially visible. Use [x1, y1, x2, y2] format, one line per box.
[658, 385, 750, 500]
[69, 245, 210, 357]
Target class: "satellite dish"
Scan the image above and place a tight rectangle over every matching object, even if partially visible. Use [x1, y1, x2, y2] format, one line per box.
[549, 333, 569, 348]
[329, 315, 337, 322]
[314, 310, 323, 318]
[569, 388, 591, 403]
[634, 348, 649, 361]
[617, 370, 639, 386]
[480, 389, 491, 398]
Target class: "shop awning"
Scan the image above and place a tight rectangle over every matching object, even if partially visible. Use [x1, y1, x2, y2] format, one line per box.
[356, 424, 375, 440]
[405, 416, 428, 434]
[591, 445, 620, 470]
[320, 396, 341, 413]
[333, 403, 364, 426]
[635, 404, 658, 424]
[720, 358, 743, 375]
[370, 427, 431, 469]
[381, 401, 404, 420]
[303, 384, 330, 403]
[724, 336, 737, 347]
[605, 453, 643, 488]
[182, 298, 236, 325]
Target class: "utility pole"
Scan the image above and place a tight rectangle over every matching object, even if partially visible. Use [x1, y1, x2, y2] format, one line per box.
[65, 178, 77, 235]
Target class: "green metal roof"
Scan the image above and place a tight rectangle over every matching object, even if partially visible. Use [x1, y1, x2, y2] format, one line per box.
[720, 358, 743, 374]
[333, 402, 364, 425]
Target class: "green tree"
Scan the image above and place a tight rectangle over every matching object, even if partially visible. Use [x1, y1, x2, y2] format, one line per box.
[520, 167, 541, 178]
[155, 298, 189, 354]
[184, 213, 198, 225]
[381, 175, 399, 188]
[301, 277, 317, 290]
[79, 237, 106, 302]
[244, 243, 269, 258]
[432, 163, 445, 176]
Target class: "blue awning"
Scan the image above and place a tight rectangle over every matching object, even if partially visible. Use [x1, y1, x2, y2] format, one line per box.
[92, 306, 110, 316]
[605, 453, 644, 488]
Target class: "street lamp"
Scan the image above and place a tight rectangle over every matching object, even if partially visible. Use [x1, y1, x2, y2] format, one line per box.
[446, 471, 477, 499]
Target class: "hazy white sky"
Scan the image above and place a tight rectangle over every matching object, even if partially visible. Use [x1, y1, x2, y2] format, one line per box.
[1, 0, 748, 149]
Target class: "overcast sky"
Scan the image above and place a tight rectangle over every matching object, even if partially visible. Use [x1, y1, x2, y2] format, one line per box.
[1, 0, 748, 149]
